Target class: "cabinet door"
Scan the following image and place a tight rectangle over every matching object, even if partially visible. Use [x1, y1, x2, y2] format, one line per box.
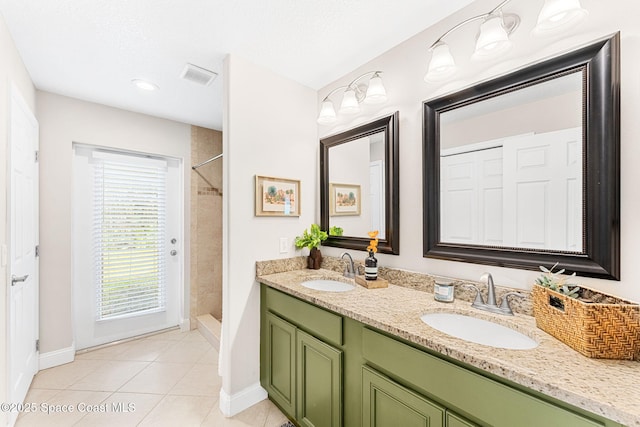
[297, 329, 343, 427]
[447, 412, 478, 427]
[265, 312, 296, 418]
[362, 366, 444, 427]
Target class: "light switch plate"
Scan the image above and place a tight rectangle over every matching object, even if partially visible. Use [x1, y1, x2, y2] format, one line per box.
[279, 237, 288, 254]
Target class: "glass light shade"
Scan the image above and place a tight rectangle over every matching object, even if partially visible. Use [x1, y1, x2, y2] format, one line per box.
[339, 88, 360, 114]
[317, 99, 337, 124]
[533, 0, 588, 35]
[364, 74, 387, 104]
[424, 42, 456, 82]
[472, 15, 512, 60]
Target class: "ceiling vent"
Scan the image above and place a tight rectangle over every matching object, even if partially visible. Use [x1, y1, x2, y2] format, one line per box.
[180, 63, 218, 86]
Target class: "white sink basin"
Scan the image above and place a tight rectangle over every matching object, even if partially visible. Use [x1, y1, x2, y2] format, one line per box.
[420, 312, 538, 350]
[301, 279, 355, 292]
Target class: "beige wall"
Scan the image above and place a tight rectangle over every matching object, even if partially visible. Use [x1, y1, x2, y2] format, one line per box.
[442, 90, 582, 149]
[0, 14, 36, 425]
[190, 126, 223, 324]
[318, 0, 640, 302]
[221, 54, 317, 413]
[36, 91, 192, 354]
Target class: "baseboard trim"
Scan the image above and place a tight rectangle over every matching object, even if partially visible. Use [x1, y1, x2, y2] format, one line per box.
[39, 343, 75, 370]
[180, 318, 191, 332]
[219, 382, 268, 417]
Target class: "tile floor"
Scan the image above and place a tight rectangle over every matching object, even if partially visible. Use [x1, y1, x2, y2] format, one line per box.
[16, 329, 289, 427]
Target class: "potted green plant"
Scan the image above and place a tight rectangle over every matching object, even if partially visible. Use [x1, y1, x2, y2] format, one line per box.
[535, 263, 580, 299]
[295, 223, 328, 269]
[329, 225, 343, 236]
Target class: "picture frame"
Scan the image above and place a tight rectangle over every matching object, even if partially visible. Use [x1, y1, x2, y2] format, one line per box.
[255, 175, 301, 217]
[330, 183, 361, 216]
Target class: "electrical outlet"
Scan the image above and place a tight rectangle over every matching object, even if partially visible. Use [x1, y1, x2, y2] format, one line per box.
[279, 237, 288, 254]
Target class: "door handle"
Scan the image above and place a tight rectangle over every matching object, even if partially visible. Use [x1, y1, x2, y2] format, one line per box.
[11, 274, 29, 286]
[170, 250, 177, 256]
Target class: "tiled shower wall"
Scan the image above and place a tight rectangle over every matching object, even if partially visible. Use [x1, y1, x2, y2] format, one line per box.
[190, 126, 223, 326]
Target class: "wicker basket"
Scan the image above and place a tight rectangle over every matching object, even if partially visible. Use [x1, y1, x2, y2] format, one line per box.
[532, 284, 640, 360]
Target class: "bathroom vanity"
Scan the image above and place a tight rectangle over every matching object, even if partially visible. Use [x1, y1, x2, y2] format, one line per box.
[258, 266, 638, 427]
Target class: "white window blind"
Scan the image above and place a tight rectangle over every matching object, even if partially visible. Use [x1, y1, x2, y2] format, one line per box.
[93, 154, 168, 320]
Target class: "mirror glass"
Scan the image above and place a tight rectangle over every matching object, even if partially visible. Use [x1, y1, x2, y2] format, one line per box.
[423, 34, 620, 279]
[328, 131, 386, 238]
[321, 112, 399, 254]
[439, 71, 583, 252]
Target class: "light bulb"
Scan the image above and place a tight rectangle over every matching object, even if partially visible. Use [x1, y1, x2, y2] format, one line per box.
[131, 79, 159, 91]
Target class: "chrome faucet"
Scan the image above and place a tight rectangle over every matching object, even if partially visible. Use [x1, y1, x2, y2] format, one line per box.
[340, 252, 356, 278]
[462, 273, 524, 316]
[482, 272, 498, 307]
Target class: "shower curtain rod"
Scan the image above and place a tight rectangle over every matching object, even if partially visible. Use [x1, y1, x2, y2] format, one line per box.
[192, 153, 223, 170]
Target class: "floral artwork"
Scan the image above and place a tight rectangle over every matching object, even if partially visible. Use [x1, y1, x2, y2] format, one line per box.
[255, 175, 301, 216]
[330, 183, 361, 216]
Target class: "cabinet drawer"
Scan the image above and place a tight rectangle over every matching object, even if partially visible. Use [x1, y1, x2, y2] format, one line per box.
[263, 285, 343, 347]
[362, 328, 604, 427]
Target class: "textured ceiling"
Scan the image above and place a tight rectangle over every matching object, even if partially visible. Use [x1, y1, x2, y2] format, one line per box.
[0, 0, 474, 130]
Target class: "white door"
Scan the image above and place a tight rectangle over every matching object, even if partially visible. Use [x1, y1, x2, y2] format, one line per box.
[8, 84, 39, 426]
[502, 127, 582, 251]
[440, 146, 503, 245]
[73, 146, 182, 349]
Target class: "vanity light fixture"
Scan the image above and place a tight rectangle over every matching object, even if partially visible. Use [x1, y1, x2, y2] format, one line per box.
[317, 71, 387, 125]
[424, 0, 587, 82]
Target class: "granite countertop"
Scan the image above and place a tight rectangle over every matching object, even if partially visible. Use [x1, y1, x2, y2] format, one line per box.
[257, 267, 640, 427]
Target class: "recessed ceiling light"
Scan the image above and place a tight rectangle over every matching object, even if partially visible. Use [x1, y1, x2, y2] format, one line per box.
[131, 79, 159, 91]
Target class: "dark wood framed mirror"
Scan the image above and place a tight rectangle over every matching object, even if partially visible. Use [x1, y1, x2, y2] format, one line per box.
[321, 112, 399, 254]
[423, 33, 620, 280]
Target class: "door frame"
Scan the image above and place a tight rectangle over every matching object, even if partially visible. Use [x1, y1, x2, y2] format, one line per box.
[71, 144, 186, 350]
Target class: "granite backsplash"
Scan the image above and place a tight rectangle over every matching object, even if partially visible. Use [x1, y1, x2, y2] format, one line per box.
[256, 255, 534, 316]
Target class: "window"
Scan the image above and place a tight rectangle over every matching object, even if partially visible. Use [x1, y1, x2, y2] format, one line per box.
[92, 152, 168, 320]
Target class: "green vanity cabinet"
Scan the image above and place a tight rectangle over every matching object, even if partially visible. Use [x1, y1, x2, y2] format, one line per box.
[362, 365, 478, 427]
[446, 412, 478, 427]
[264, 311, 297, 417]
[297, 329, 342, 427]
[261, 285, 344, 426]
[260, 284, 623, 427]
[362, 365, 445, 427]
[361, 328, 615, 427]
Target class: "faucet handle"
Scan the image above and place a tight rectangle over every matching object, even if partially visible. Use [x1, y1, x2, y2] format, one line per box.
[461, 284, 485, 308]
[499, 292, 525, 315]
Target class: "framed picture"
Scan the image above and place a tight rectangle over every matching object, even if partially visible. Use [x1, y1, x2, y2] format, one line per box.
[330, 183, 361, 216]
[255, 175, 301, 217]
